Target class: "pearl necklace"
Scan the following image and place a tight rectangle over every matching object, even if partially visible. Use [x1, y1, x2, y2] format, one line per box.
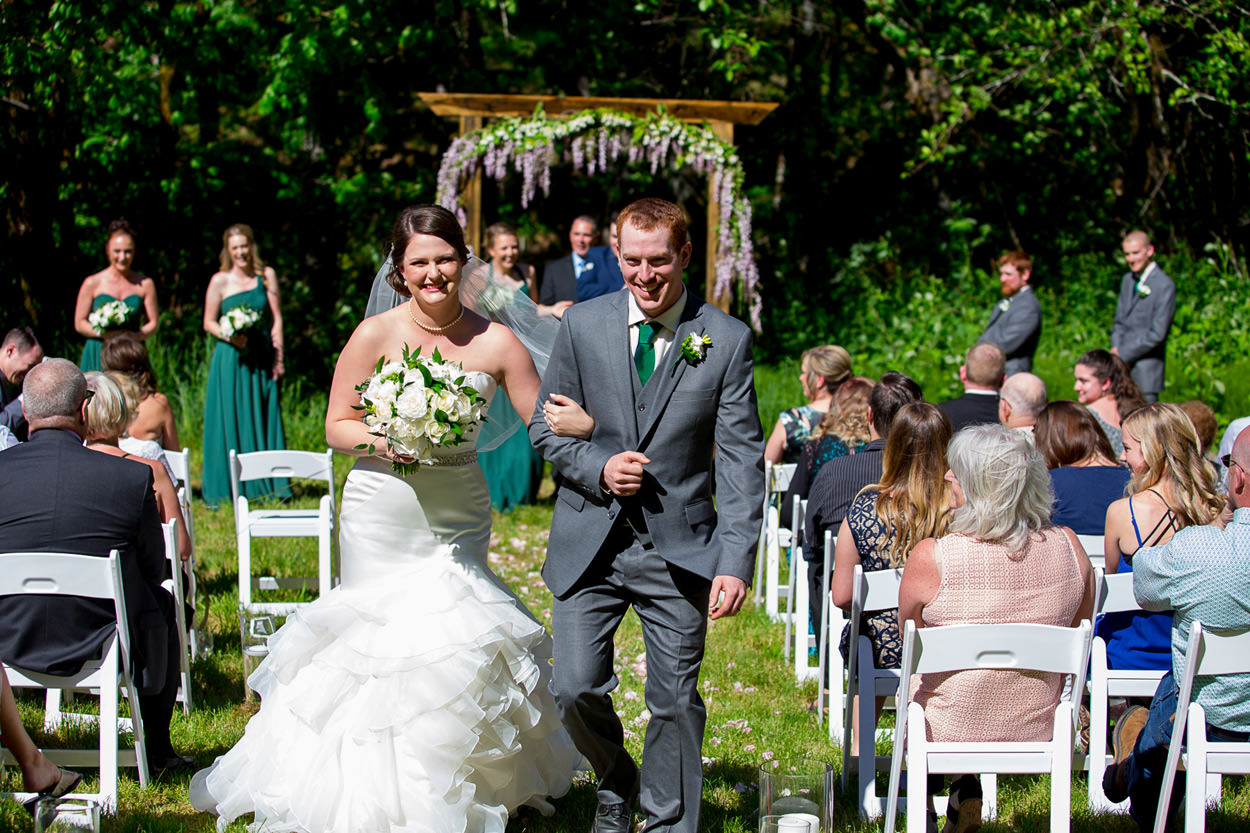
[408, 298, 464, 334]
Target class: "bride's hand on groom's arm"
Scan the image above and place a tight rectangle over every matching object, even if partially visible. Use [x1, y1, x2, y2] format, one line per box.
[708, 575, 747, 619]
[543, 393, 594, 439]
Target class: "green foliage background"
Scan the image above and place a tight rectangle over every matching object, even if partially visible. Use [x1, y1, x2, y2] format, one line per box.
[3, 0, 1249, 417]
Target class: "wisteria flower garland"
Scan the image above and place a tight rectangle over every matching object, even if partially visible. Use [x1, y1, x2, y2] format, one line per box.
[435, 106, 762, 331]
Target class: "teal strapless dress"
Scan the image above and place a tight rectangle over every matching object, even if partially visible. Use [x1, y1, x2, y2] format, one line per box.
[201, 278, 288, 503]
[477, 279, 543, 511]
[80, 294, 145, 371]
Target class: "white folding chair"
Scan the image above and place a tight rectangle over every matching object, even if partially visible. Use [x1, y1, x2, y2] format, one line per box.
[885, 620, 1092, 833]
[163, 447, 199, 649]
[0, 551, 150, 812]
[230, 449, 337, 615]
[842, 564, 906, 817]
[161, 520, 193, 714]
[789, 502, 829, 686]
[784, 498, 806, 660]
[760, 462, 796, 619]
[1087, 570, 1171, 811]
[1076, 533, 1105, 573]
[1154, 621, 1250, 833]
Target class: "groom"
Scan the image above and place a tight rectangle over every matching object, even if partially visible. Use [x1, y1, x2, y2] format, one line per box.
[530, 198, 764, 833]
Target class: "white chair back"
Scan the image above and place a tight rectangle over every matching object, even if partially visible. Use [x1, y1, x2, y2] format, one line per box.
[0, 551, 150, 810]
[1076, 533, 1105, 572]
[1087, 569, 1171, 811]
[759, 461, 797, 616]
[161, 520, 193, 713]
[842, 564, 906, 817]
[1154, 622, 1250, 833]
[885, 620, 1093, 833]
[164, 447, 190, 488]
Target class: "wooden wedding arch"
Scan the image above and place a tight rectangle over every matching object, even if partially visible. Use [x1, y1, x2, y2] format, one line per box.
[419, 93, 776, 314]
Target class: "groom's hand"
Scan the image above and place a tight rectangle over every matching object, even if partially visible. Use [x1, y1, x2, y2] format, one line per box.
[601, 451, 651, 496]
[708, 575, 747, 619]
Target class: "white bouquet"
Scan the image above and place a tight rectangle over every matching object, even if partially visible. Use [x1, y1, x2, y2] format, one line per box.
[88, 299, 135, 334]
[219, 305, 263, 339]
[354, 344, 488, 474]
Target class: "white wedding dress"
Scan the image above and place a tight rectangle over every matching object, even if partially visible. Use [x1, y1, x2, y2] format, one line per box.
[190, 372, 582, 832]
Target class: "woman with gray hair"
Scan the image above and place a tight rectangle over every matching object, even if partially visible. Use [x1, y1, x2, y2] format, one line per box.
[898, 423, 1095, 833]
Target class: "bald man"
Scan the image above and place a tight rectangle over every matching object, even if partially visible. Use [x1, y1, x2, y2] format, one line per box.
[998, 372, 1047, 436]
[1111, 230, 1175, 403]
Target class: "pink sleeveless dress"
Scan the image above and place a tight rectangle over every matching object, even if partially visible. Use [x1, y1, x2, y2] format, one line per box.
[911, 529, 1084, 743]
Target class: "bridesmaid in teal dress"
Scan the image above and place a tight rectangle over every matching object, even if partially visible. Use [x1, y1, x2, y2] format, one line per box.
[477, 223, 544, 511]
[201, 223, 288, 504]
[73, 220, 160, 371]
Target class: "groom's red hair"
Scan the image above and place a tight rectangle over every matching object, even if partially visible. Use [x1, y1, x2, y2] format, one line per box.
[616, 198, 688, 250]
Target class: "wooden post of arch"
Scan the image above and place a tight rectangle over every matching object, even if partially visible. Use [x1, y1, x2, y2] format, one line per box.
[419, 93, 776, 313]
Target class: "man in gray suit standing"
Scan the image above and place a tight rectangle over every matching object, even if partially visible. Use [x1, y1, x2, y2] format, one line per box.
[978, 250, 1040, 375]
[530, 198, 764, 833]
[1111, 230, 1176, 403]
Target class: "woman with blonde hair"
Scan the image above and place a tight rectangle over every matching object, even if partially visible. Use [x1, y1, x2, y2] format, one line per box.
[201, 223, 287, 503]
[899, 424, 1094, 831]
[765, 344, 852, 464]
[1100, 403, 1225, 670]
[831, 401, 953, 753]
[84, 372, 192, 561]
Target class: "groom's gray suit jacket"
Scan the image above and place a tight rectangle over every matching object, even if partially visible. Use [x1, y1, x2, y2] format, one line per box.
[530, 289, 764, 598]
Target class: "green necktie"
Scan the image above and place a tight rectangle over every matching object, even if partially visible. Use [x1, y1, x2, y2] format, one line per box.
[634, 321, 659, 385]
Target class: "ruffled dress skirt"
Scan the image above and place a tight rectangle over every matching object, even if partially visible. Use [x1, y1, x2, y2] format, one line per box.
[190, 450, 582, 832]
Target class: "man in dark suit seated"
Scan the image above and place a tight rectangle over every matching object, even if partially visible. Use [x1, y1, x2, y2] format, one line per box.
[939, 342, 1005, 433]
[0, 358, 188, 772]
[978, 250, 1041, 375]
[0, 326, 43, 442]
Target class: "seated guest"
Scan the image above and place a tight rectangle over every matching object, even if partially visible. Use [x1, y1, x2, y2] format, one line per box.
[782, 375, 873, 517]
[0, 327, 43, 441]
[805, 372, 922, 642]
[1179, 398, 1224, 490]
[1102, 424, 1250, 831]
[100, 332, 180, 451]
[108, 372, 178, 485]
[0, 359, 188, 772]
[1, 663, 81, 821]
[1073, 348, 1145, 458]
[1035, 400, 1129, 535]
[938, 342, 1005, 432]
[765, 344, 852, 464]
[0, 424, 16, 450]
[85, 372, 192, 561]
[899, 424, 1095, 831]
[1102, 403, 1224, 671]
[997, 371, 1047, 438]
[831, 401, 952, 754]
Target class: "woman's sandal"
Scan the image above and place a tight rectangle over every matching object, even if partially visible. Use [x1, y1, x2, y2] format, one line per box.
[22, 768, 83, 818]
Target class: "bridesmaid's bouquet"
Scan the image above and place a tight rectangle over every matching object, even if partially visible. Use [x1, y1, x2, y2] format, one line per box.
[354, 344, 488, 475]
[219, 305, 263, 339]
[88, 299, 136, 334]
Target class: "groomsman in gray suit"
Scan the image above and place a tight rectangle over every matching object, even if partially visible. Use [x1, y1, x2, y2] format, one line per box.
[978, 250, 1040, 375]
[1111, 230, 1176, 403]
[530, 198, 764, 833]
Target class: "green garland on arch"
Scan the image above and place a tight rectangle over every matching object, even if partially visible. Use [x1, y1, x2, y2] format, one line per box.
[435, 106, 761, 330]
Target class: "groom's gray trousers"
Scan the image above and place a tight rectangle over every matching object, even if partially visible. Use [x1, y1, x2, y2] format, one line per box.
[552, 523, 711, 833]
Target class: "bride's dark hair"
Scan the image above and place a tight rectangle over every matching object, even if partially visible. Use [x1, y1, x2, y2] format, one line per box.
[387, 205, 469, 296]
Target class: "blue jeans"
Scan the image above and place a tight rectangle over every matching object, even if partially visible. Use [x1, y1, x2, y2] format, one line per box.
[1118, 673, 1248, 831]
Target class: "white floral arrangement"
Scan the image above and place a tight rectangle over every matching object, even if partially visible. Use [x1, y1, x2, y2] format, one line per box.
[219, 305, 263, 339]
[477, 282, 517, 315]
[1136, 282, 1152, 297]
[354, 344, 488, 475]
[88, 299, 135, 334]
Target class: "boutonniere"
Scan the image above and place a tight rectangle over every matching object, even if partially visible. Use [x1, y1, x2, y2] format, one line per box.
[997, 298, 1011, 312]
[674, 331, 712, 373]
[1136, 281, 1152, 297]
[582, 260, 594, 272]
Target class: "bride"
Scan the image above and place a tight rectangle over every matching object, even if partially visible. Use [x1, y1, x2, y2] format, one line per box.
[190, 205, 591, 832]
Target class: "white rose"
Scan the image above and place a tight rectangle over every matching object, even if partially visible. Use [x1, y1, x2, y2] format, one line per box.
[395, 388, 429, 421]
[367, 378, 399, 408]
[433, 390, 458, 417]
[378, 361, 405, 377]
[423, 416, 449, 444]
[451, 391, 472, 421]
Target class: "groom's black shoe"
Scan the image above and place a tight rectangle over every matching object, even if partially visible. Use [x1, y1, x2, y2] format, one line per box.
[591, 801, 633, 833]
